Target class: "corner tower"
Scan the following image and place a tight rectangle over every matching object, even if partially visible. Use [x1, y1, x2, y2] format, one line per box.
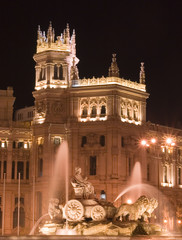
[33, 22, 79, 124]
[34, 22, 79, 90]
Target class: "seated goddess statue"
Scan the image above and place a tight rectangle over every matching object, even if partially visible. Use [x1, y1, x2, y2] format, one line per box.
[71, 167, 94, 199]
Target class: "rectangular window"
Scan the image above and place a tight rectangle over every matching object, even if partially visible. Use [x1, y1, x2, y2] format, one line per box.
[164, 166, 167, 183]
[147, 164, 150, 181]
[13, 141, 16, 148]
[15, 197, 24, 205]
[26, 162, 29, 180]
[18, 142, 24, 149]
[90, 156, 96, 175]
[128, 158, 131, 176]
[3, 161, 7, 174]
[81, 136, 87, 147]
[17, 161, 24, 179]
[38, 158, 43, 177]
[12, 161, 15, 179]
[37, 192, 42, 219]
[121, 137, 124, 147]
[0, 208, 2, 229]
[100, 135, 105, 147]
[54, 138, 60, 145]
[178, 167, 181, 185]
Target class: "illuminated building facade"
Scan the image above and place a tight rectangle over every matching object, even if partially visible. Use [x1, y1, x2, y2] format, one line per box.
[0, 23, 182, 234]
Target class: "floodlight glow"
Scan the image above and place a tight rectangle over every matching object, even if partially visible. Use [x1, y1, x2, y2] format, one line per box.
[151, 138, 156, 144]
[164, 219, 168, 223]
[178, 220, 182, 224]
[141, 140, 147, 146]
[166, 138, 172, 144]
[127, 199, 132, 204]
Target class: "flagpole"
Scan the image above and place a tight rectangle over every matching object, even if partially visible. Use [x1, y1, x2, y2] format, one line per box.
[2, 173, 6, 235]
[32, 176, 35, 235]
[17, 172, 20, 236]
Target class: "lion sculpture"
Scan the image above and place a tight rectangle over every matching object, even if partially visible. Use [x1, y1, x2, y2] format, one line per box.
[48, 198, 63, 219]
[114, 195, 151, 221]
[142, 197, 158, 221]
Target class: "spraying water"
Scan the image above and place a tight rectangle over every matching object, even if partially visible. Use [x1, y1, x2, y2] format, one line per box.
[29, 213, 49, 235]
[127, 161, 142, 202]
[50, 141, 69, 204]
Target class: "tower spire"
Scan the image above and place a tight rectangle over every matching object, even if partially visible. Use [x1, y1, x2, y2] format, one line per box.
[108, 54, 120, 77]
[139, 62, 145, 84]
[65, 23, 70, 44]
[71, 29, 76, 56]
[47, 21, 54, 46]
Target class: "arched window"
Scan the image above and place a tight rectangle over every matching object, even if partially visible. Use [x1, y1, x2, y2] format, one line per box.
[82, 107, 87, 118]
[13, 207, 25, 228]
[91, 106, 97, 118]
[100, 105, 106, 116]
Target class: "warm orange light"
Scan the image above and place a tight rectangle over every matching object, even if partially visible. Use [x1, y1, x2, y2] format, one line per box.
[171, 142, 175, 146]
[166, 138, 172, 144]
[141, 140, 147, 146]
[164, 219, 168, 223]
[127, 199, 132, 204]
[151, 138, 156, 144]
[178, 220, 182, 224]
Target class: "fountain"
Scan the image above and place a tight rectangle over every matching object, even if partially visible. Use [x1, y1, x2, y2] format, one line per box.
[38, 158, 163, 236]
[28, 147, 180, 239]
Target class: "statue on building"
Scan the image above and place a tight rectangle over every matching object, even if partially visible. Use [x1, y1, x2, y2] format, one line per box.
[71, 167, 94, 199]
[108, 54, 120, 77]
[70, 57, 79, 81]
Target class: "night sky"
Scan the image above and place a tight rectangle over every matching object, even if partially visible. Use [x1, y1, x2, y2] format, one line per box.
[0, 0, 182, 127]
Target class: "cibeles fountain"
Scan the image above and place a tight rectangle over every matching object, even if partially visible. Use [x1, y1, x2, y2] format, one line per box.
[35, 141, 166, 237]
[40, 169, 160, 236]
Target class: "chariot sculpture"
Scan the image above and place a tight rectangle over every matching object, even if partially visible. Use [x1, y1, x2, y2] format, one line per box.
[64, 167, 115, 221]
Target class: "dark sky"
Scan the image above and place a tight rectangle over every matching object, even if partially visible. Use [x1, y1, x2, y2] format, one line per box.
[0, 0, 182, 127]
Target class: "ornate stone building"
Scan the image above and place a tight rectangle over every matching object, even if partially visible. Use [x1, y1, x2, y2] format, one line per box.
[0, 22, 182, 234]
